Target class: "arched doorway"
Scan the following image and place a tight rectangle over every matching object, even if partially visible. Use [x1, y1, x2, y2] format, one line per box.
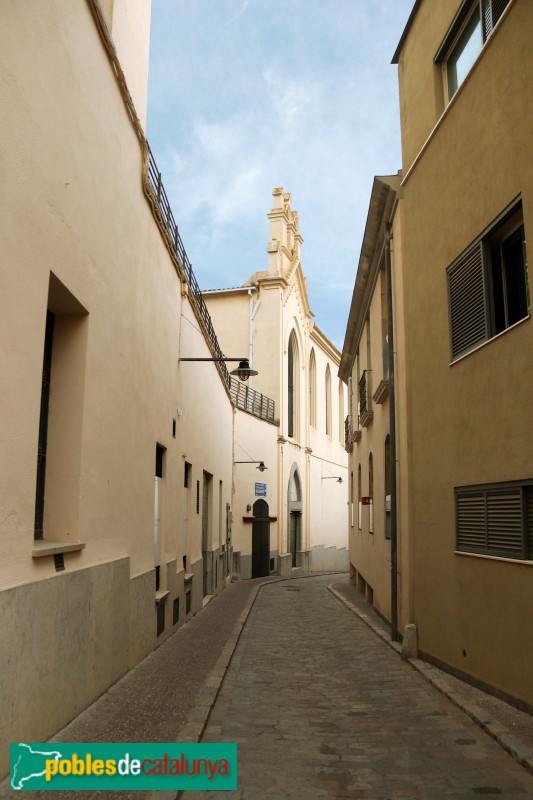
[252, 499, 270, 578]
[288, 466, 302, 567]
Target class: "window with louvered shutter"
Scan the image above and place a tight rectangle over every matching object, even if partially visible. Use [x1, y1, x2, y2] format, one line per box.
[527, 488, 533, 558]
[457, 492, 486, 551]
[447, 200, 528, 361]
[486, 490, 522, 556]
[456, 481, 533, 560]
[448, 244, 487, 359]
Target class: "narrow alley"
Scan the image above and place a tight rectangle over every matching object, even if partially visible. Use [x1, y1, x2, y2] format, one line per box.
[5, 574, 533, 800]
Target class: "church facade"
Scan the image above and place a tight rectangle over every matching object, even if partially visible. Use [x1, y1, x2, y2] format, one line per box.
[205, 189, 349, 579]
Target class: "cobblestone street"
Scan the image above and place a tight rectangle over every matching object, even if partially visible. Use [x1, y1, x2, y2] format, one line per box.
[183, 575, 533, 800]
[3, 573, 532, 800]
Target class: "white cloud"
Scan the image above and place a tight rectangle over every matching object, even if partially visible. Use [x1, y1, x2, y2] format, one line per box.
[147, 0, 413, 342]
[263, 67, 324, 131]
[212, 166, 264, 225]
[194, 116, 249, 159]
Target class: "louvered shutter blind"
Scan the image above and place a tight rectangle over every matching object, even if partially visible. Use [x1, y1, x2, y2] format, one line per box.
[457, 493, 486, 550]
[449, 243, 487, 359]
[486, 490, 523, 555]
[527, 488, 533, 558]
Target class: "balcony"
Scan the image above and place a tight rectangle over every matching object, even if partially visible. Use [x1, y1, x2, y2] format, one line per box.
[344, 415, 361, 453]
[358, 370, 373, 427]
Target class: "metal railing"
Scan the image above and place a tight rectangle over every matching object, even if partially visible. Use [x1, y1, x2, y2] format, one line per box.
[230, 379, 275, 423]
[344, 414, 361, 451]
[147, 145, 230, 386]
[345, 415, 354, 450]
[358, 369, 372, 416]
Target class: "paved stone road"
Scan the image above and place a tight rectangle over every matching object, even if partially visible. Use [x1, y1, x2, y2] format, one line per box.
[183, 575, 533, 800]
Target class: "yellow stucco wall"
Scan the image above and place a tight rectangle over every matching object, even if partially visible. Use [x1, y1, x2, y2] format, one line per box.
[399, 0, 533, 704]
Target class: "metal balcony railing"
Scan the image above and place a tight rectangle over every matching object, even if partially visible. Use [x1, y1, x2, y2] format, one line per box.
[358, 370, 373, 427]
[358, 370, 371, 415]
[344, 415, 353, 451]
[344, 414, 361, 451]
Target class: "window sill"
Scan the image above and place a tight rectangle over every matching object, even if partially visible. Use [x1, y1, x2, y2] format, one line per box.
[450, 314, 530, 365]
[184, 572, 194, 582]
[155, 590, 170, 604]
[455, 551, 533, 566]
[32, 540, 86, 558]
[360, 410, 374, 427]
[373, 379, 389, 404]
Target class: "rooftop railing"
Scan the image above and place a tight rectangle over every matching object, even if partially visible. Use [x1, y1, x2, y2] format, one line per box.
[230, 379, 276, 424]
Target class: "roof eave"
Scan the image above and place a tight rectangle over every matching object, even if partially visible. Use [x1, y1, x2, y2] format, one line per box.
[339, 175, 400, 382]
[391, 0, 423, 64]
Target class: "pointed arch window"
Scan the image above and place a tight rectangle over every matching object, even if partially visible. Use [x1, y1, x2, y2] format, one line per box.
[325, 364, 332, 436]
[309, 349, 317, 428]
[288, 331, 300, 439]
[338, 381, 344, 443]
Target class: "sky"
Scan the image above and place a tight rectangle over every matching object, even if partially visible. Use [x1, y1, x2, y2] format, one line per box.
[146, 0, 413, 351]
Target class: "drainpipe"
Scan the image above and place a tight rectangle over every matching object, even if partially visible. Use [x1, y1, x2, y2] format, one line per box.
[385, 221, 398, 642]
[248, 288, 261, 392]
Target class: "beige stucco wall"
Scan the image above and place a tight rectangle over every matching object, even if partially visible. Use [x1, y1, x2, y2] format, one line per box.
[101, 0, 152, 130]
[0, 1, 233, 774]
[308, 333, 349, 554]
[202, 290, 253, 377]
[398, 0, 533, 705]
[204, 285, 282, 407]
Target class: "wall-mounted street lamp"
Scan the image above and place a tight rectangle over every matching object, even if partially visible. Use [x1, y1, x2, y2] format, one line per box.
[235, 460, 268, 472]
[179, 357, 258, 382]
[322, 476, 343, 483]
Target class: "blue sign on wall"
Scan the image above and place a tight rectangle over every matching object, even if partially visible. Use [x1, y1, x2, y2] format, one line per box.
[255, 483, 267, 497]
